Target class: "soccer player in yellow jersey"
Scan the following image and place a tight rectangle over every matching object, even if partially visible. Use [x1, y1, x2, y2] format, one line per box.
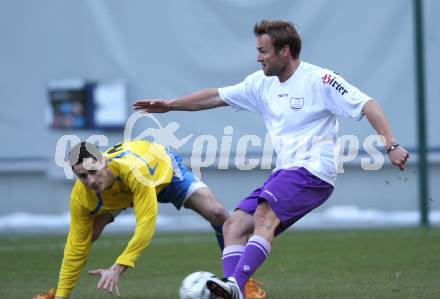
[37, 140, 229, 299]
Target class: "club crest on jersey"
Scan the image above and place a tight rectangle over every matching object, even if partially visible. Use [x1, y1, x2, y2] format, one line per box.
[321, 73, 349, 95]
[290, 97, 304, 111]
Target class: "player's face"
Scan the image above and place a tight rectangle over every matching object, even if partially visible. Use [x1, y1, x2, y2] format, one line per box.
[256, 34, 285, 77]
[73, 158, 114, 192]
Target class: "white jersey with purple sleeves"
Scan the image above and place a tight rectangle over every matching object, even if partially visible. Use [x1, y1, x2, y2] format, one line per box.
[218, 61, 371, 185]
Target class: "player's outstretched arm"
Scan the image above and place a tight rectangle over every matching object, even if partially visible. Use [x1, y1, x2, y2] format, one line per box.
[54, 194, 94, 298]
[363, 100, 409, 171]
[133, 88, 228, 113]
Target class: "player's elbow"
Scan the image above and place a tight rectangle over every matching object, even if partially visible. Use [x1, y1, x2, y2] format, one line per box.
[362, 99, 379, 115]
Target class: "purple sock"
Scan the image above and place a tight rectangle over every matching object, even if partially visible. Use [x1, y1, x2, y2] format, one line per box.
[222, 245, 245, 277]
[232, 235, 271, 294]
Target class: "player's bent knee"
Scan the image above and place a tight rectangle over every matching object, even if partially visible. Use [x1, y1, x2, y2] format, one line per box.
[209, 206, 229, 225]
[223, 212, 252, 237]
[254, 220, 278, 235]
[254, 204, 280, 235]
[222, 217, 237, 236]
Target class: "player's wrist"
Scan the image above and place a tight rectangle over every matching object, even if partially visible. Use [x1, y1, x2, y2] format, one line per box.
[386, 143, 400, 154]
[384, 137, 397, 150]
[166, 99, 175, 111]
[111, 263, 127, 274]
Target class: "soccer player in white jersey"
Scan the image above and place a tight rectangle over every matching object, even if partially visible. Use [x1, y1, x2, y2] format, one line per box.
[133, 19, 409, 299]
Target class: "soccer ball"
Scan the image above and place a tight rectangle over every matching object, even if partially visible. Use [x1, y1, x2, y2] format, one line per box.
[179, 271, 215, 299]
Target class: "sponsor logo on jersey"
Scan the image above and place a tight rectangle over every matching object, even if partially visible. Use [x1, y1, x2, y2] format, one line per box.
[277, 93, 289, 98]
[321, 73, 349, 95]
[290, 97, 304, 111]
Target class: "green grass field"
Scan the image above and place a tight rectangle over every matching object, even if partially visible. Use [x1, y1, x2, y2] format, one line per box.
[1, 228, 439, 299]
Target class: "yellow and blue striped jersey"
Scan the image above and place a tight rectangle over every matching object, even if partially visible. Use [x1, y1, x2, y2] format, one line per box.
[56, 140, 173, 298]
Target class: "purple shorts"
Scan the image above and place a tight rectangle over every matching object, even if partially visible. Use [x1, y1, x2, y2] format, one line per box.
[236, 167, 334, 235]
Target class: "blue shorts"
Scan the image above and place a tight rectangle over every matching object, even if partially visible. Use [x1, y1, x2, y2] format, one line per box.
[157, 153, 206, 210]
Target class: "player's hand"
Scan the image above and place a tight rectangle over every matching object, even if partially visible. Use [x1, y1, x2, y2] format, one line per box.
[133, 99, 171, 113]
[388, 145, 409, 171]
[89, 264, 126, 296]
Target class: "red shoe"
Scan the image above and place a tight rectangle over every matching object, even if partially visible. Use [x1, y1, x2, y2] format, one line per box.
[244, 279, 267, 299]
